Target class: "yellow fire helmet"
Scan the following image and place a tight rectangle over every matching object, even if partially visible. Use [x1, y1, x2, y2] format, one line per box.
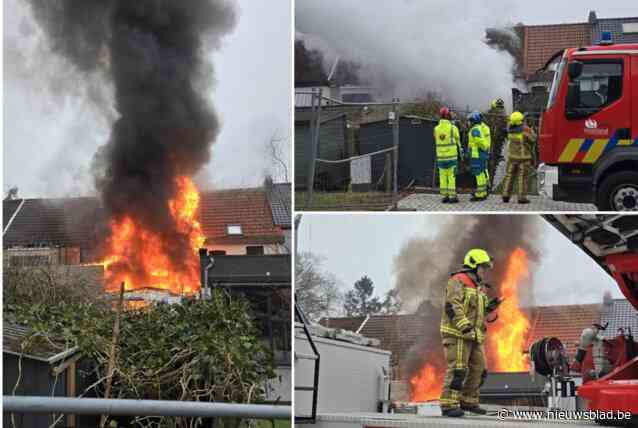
[464, 248, 493, 269]
[510, 111, 524, 126]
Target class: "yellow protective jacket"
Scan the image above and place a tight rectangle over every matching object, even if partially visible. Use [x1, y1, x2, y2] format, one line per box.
[480, 122, 491, 149]
[468, 124, 490, 160]
[507, 125, 536, 161]
[434, 119, 462, 162]
[440, 271, 489, 344]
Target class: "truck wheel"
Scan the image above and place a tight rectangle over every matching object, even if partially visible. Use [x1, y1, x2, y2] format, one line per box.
[597, 171, 638, 211]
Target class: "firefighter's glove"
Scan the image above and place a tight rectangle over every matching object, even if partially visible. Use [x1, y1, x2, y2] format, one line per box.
[461, 326, 475, 340]
[486, 297, 502, 313]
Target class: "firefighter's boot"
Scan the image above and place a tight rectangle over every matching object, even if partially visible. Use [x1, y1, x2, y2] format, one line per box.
[442, 408, 465, 417]
[461, 404, 487, 415]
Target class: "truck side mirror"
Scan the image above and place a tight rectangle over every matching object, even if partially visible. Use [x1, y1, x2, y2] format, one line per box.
[567, 61, 583, 80]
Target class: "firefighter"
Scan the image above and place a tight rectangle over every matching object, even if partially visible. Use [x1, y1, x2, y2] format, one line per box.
[467, 111, 490, 201]
[439, 249, 502, 417]
[434, 107, 462, 203]
[501, 111, 537, 204]
[484, 99, 507, 184]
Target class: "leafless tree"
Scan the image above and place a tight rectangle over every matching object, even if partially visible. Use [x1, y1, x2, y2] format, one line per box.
[264, 130, 290, 183]
[295, 252, 342, 321]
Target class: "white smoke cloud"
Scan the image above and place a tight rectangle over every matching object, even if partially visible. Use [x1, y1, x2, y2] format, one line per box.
[296, 0, 520, 110]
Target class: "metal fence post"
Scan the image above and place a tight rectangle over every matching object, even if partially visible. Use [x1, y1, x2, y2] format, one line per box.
[392, 99, 399, 199]
[305, 88, 322, 208]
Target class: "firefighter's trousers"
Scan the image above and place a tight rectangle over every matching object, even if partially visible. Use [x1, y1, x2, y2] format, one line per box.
[440, 337, 487, 410]
[474, 170, 488, 198]
[502, 159, 531, 200]
[438, 162, 457, 198]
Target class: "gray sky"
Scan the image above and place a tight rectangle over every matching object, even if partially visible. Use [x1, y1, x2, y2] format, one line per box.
[297, 214, 623, 307]
[3, 0, 291, 198]
[506, 1, 636, 25]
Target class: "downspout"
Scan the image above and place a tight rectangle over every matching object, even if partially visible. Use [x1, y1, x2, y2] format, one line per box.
[3, 199, 25, 236]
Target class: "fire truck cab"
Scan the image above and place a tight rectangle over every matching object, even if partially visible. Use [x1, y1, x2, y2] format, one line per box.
[539, 39, 638, 211]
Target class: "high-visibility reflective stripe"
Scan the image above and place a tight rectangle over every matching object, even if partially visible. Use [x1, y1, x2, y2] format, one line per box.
[456, 338, 463, 368]
[582, 139, 608, 163]
[558, 139, 584, 162]
[558, 136, 638, 163]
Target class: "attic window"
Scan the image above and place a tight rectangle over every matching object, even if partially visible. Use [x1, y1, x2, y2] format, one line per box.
[227, 225, 242, 236]
[622, 23, 638, 34]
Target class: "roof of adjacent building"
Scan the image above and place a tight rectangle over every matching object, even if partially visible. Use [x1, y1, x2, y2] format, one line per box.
[267, 183, 291, 228]
[2, 186, 290, 250]
[320, 301, 632, 370]
[524, 304, 602, 358]
[591, 15, 638, 44]
[600, 299, 638, 339]
[3, 198, 22, 229]
[3, 197, 104, 250]
[199, 188, 285, 245]
[521, 22, 592, 76]
[205, 255, 291, 285]
[3, 321, 79, 363]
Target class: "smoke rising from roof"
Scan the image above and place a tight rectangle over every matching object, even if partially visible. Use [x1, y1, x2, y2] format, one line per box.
[296, 0, 520, 109]
[25, 0, 236, 266]
[393, 215, 541, 313]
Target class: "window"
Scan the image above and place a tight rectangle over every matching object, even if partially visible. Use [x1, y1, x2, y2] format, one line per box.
[547, 56, 567, 110]
[9, 255, 49, 267]
[226, 225, 242, 236]
[566, 60, 623, 119]
[210, 250, 226, 256]
[246, 246, 264, 256]
[622, 23, 638, 34]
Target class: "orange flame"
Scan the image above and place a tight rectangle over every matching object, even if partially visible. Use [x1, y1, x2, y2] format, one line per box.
[409, 363, 444, 402]
[488, 247, 531, 371]
[102, 176, 205, 295]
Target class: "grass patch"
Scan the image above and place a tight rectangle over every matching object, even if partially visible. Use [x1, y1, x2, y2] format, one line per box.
[295, 191, 394, 211]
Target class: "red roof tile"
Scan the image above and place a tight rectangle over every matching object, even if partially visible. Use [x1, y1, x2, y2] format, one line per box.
[522, 23, 592, 76]
[524, 304, 602, 358]
[199, 189, 284, 245]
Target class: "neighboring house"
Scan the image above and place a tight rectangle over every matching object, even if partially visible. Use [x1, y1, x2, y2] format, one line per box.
[2, 184, 292, 265]
[266, 182, 292, 251]
[201, 187, 290, 256]
[590, 11, 638, 45]
[513, 11, 638, 114]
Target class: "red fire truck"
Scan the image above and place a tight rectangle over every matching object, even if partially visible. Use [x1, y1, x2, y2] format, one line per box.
[543, 215, 638, 422]
[539, 39, 638, 211]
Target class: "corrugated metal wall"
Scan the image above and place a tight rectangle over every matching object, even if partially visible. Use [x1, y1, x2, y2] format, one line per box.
[359, 117, 438, 188]
[294, 113, 348, 190]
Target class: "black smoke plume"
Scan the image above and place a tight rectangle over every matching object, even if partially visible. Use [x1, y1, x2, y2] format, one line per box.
[26, 1, 236, 272]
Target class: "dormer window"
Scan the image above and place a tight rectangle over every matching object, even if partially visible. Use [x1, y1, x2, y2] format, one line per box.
[227, 225, 242, 236]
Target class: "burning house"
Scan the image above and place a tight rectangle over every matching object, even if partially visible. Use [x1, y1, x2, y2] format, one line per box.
[3, 183, 291, 299]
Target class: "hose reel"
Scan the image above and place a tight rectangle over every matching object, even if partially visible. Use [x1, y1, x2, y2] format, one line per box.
[529, 337, 569, 377]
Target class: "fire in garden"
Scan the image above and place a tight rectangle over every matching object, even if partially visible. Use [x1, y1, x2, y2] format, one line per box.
[24, 1, 236, 295]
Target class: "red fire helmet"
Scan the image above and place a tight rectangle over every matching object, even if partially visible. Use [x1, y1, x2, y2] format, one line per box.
[439, 107, 450, 119]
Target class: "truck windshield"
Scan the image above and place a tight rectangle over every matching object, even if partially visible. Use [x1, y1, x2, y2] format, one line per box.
[546, 56, 567, 110]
